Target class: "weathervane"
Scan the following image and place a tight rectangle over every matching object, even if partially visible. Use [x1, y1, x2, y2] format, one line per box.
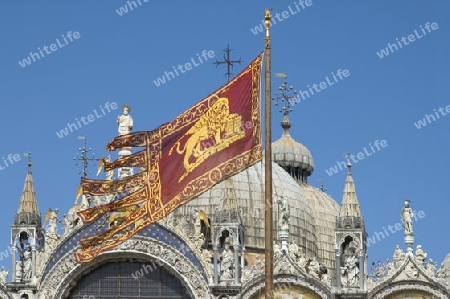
[272, 73, 300, 116]
[213, 44, 243, 81]
[73, 136, 96, 177]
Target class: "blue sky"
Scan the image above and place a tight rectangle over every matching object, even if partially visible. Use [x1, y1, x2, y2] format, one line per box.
[0, 1, 448, 274]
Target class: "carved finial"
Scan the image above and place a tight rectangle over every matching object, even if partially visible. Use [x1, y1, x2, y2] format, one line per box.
[213, 45, 243, 82]
[343, 153, 352, 169]
[24, 152, 32, 173]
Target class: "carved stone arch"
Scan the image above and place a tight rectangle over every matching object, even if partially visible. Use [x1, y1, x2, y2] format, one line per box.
[13, 229, 32, 239]
[368, 282, 449, 299]
[215, 227, 237, 238]
[13, 229, 34, 243]
[214, 226, 238, 248]
[337, 233, 360, 248]
[240, 275, 330, 299]
[337, 233, 361, 262]
[38, 237, 211, 299]
[367, 256, 450, 297]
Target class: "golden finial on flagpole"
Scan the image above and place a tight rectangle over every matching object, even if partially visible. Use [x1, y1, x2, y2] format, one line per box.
[264, 8, 272, 37]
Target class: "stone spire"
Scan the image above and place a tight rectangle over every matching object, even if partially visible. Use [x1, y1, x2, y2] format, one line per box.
[11, 155, 44, 284]
[14, 158, 41, 226]
[339, 159, 361, 218]
[335, 158, 366, 291]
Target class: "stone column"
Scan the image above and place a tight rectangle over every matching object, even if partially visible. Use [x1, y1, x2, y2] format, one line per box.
[335, 250, 341, 289]
[234, 245, 239, 284]
[213, 245, 219, 284]
[31, 236, 36, 283]
[240, 248, 245, 282]
[11, 245, 16, 282]
[359, 250, 364, 290]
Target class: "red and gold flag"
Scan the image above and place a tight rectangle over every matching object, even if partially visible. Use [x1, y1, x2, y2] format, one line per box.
[74, 53, 263, 263]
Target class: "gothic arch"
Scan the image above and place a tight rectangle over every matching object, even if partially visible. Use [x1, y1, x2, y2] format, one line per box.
[337, 233, 361, 249]
[240, 275, 329, 299]
[38, 237, 211, 299]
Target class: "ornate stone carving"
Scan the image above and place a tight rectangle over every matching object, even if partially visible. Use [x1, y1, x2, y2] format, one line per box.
[39, 237, 211, 298]
[405, 262, 419, 278]
[308, 257, 321, 279]
[0, 266, 8, 284]
[393, 244, 405, 268]
[241, 276, 330, 299]
[415, 245, 427, 266]
[44, 209, 60, 252]
[16, 246, 32, 281]
[64, 195, 90, 236]
[277, 196, 289, 232]
[287, 242, 298, 261]
[385, 259, 396, 277]
[220, 245, 234, 281]
[436, 254, 450, 285]
[372, 282, 448, 299]
[274, 242, 282, 259]
[425, 258, 437, 277]
[340, 251, 359, 287]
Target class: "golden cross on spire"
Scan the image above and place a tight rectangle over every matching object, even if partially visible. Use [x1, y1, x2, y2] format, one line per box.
[213, 45, 243, 81]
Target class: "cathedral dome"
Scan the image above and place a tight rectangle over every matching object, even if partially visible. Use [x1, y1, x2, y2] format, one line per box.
[173, 159, 318, 258]
[300, 183, 340, 271]
[272, 115, 314, 183]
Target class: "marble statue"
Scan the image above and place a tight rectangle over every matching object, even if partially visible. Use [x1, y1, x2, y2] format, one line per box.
[393, 244, 405, 267]
[342, 251, 359, 287]
[298, 251, 307, 268]
[309, 257, 320, 278]
[45, 209, 60, 251]
[374, 261, 385, 280]
[0, 266, 7, 284]
[254, 255, 264, 273]
[415, 245, 427, 265]
[117, 104, 133, 135]
[16, 247, 32, 281]
[274, 242, 281, 258]
[46, 208, 59, 235]
[277, 196, 289, 231]
[23, 250, 32, 279]
[401, 200, 413, 235]
[220, 245, 234, 280]
[426, 258, 437, 276]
